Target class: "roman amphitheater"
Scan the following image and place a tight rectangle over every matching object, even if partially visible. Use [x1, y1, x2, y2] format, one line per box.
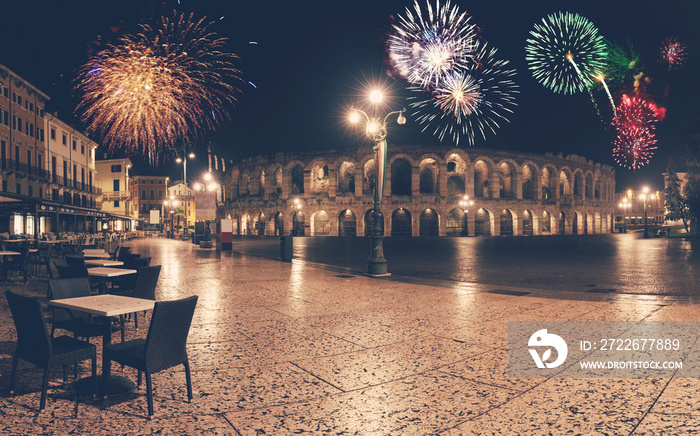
[218, 145, 616, 237]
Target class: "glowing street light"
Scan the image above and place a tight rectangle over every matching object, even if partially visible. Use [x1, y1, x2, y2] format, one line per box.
[175, 151, 196, 236]
[639, 186, 656, 238]
[347, 87, 406, 276]
[459, 195, 474, 236]
[618, 197, 630, 233]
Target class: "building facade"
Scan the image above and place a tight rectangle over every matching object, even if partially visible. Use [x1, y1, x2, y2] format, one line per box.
[0, 64, 107, 235]
[217, 145, 617, 237]
[167, 180, 195, 229]
[130, 175, 169, 229]
[95, 157, 134, 231]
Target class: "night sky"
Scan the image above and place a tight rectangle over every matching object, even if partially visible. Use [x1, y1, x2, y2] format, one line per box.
[2, 0, 698, 189]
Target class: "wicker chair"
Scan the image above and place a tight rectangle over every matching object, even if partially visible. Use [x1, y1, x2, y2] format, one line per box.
[48, 278, 125, 343]
[103, 295, 198, 418]
[4, 246, 30, 283]
[6, 290, 97, 412]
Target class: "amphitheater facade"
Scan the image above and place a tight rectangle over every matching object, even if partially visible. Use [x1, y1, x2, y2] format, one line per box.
[218, 145, 616, 237]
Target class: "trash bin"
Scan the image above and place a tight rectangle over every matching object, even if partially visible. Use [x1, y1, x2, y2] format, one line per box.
[280, 236, 293, 262]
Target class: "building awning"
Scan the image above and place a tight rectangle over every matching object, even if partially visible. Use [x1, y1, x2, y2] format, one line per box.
[106, 213, 135, 221]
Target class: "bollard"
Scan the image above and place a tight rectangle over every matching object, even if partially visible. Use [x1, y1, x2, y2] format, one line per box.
[280, 236, 293, 262]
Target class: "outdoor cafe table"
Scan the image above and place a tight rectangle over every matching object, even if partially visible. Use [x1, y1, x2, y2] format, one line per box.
[0, 251, 20, 281]
[46, 294, 155, 396]
[85, 259, 124, 267]
[83, 249, 111, 259]
[88, 267, 136, 294]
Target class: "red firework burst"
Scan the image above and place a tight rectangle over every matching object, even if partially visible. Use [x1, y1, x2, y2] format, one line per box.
[613, 125, 657, 169]
[615, 95, 660, 129]
[660, 37, 687, 70]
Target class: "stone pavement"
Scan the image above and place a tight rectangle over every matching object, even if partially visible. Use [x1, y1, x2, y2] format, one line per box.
[1, 238, 699, 435]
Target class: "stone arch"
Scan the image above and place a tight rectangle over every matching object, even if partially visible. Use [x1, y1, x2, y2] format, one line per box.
[419, 158, 439, 194]
[558, 211, 566, 234]
[521, 163, 538, 200]
[522, 209, 534, 235]
[475, 208, 492, 236]
[445, 150, 469, 198]
[594, 169, 602, 199]
[391, 158, 413, 196]
[585, 171, 594, 199]
[497, 159, 518, 198]
[240, 170, 251, 196]
[290, 164, 304, 195]
[241, 213, 251, 235]
[292, 210, 305, 236]
[311, 210, 330, 236]
[307, 159, 330, 194]
[338, 209, 357, 236]
[446, 208, 467, 236]
[559, 168, 572, 196]
[268, 164, 283, 195]
[500, 209, 514, 236]
[541, 210, 552, 233]
[337, 160, 356, 194]
[274, 211, 284, 236]
[391, 208, 412, 236]
[572, 211, 580, 234]
[473, 159, 493, 198]
[257, 212, 266, 235]
[573, 169, 585, 198]
[541, 165, 557, 201]
[364, 209, 384, 236]
[595, 212, 602, 233]
[419, 208, 439, 236]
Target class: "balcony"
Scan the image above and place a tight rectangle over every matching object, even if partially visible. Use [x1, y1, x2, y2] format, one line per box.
[101, 190, 131, 201]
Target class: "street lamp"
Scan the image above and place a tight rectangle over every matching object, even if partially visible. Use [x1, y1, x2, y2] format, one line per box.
[175, 151, 195, 236]
[639, 186, 656, 238]
[163, 197, 180, 238]
[348, 88, 406, 276]
[618, 197, 630, 233]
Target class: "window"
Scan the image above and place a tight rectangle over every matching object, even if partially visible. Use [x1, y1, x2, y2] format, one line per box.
[141, 189, 146, 199]
[114, 201, 120, 207]
[150, 190, 154, 200]
[37, 154, 42, 170]
[50, 128, 56, 140]
[81, 143, 85, 154]
[27, 150, 31, 167]
[13, 115, 22, 132]
[113, 179, 120, 191]
[0, 84, 7, 98]
[111, 164, 122, 173]
[37, 127, 44, 142]
[158, 180, 163, 184]
[158, 189, 163, 199]
[25, 101, 33, 112]
[62, 133, 67, 145]
[26, 121, 34, 137]
[12, 92, 22, 105]
[36, 107, 44, 117]
[0, 107, 7, 126]
[16, 183, 21, 195]
[72, 139, 76, 150]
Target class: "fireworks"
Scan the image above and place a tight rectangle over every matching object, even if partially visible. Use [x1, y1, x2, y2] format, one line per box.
[611, 95, 660, 169]
[525, 12, 607, 94]
[409, 41, 518, 145]
[660, 37, 687, 70]
[612, 126, 657, 169]
[75, 12, 241, 162]
[388, 0, 476, 88]
[604, 38, 642, 86]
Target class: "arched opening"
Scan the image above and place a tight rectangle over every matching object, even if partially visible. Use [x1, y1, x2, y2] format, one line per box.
[338, 161, 355, 194]
[558, 211, 566, 234]
[274, 212, 284, 236]
[257, 213, 266, 235]
[446, 208, 467, 236]
[541, 211, 551, 233]
[391, 208, 412, 236]
[292, 211, 305, 236]
[272, 167, 283, 195]
[499, 163, 515, 198]
[522, 165, 535, 200]
[585, 173, 594, 199]
[542, 167, 555, 201]
[572, 212, 579, 234]
[559, 171, 570, 196]
[574, 172, 584, 198]
[310, 162, 329, 194]
[474, 160, 490, 198]
[475, 208, 491, 236]
[446, 176, 466, 197]
[419, 158, 438, 194]
[419, 209, 439, 236]
[583, 213, 589, 234]
[364, 209, 384, 236]
[522, 210, 533, 236]
[291, 164, 304, 195]
[312, 210, 330, 236]
[338, 210, 356, 236]
[500, 209, 513, 236]
[241, 214, 251, 235]
[391, 159, 412, 196]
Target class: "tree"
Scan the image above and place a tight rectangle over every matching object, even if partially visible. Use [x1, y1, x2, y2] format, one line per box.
[664, 159, 690, 233]
[684, 178, 700, 238]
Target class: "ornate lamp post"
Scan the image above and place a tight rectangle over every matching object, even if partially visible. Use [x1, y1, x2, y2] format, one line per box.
[639, 187, 656, 238]
[348, 89, 406, 276]
[176, 152, 195, 236]
[618, 197, 630, 233]
[459, 195, 474, 236]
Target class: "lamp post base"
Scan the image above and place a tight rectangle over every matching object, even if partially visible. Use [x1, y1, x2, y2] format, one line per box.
[367, 234, 389, 276]
[367, 261, 390, 277]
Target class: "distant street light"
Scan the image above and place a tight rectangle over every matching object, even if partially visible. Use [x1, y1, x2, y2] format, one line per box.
[176, 151, 195, 236]
[459, 195, 474, 236]
[639, 186, 656, 238]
